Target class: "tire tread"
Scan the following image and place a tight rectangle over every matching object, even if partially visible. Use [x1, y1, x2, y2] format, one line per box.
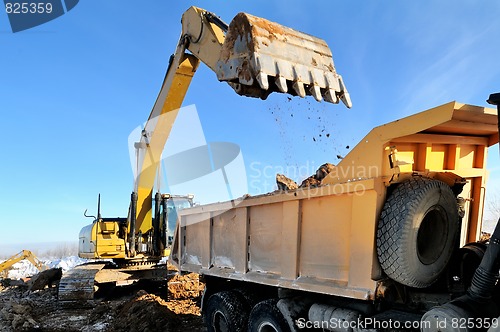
[376, 177, 458, 288]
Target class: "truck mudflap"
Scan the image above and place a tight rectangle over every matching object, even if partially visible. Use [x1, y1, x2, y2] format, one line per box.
[216, 12, 351, 107]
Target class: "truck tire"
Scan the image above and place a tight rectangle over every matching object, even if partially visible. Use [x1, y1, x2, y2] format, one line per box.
[234, 287, 259, 309]
[376, 177, 460, 288]
[247, 299, 291, 332]
[204, 291, 249, 332]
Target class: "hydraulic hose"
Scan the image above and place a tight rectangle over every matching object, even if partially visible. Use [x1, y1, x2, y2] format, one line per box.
[129, 191, 138, 257]
[161, 197, 168, 249]
[153, 192, 161, 256]
[468, 220, 500, 300]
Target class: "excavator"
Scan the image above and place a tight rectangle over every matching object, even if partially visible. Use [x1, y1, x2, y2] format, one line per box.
[58, 6, 350, 302]
[0, 250, 47, 279]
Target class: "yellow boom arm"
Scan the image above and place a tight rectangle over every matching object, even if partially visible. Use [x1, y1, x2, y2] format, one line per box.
[130, 6, 350, 256]
[133, 7, 224, 240]
[0, 250, 47, 277]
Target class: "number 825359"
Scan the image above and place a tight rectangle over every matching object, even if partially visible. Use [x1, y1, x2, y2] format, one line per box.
[5, 2, 53, 14]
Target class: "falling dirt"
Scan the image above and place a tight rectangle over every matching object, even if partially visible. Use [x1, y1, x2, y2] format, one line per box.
[0, 271, 206, 332]
[269, 96, 345, 164]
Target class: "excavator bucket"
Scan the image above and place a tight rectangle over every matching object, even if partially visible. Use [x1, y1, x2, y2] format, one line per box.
[216, 12, 351, 107]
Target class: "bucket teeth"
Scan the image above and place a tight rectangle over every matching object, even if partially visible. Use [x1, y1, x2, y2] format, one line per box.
[217, 12, 351, 107]
[256, 72, 269, 90]
[293, 81, 306, 98]
[324, 89, 339, 104]
[275, 76, 288, 93]
[309, 85, 323, 102]
[340, 91, 352, 109]
[338, 75, 352, 108]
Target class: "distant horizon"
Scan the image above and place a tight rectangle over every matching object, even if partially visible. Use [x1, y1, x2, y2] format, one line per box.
[0, 241, 79, 259]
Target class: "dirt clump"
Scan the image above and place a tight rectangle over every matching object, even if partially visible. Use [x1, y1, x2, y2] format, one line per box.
[168, 273, 204, 300]
[314, 163, 335, 181]
[480, 232, 491, 242]
[113, 290, 182, 331]
[274, 162, 335, 191]
[111, 273, 206, 332]
[299, 175, 321, 188]
[276, 173, 298, 191]
[299, 162, 335, 188]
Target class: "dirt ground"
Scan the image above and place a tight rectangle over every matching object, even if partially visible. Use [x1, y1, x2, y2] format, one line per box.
[0, 271, 207, 332]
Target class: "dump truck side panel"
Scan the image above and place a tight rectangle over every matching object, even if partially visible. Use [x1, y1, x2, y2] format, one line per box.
[174, 178, 386, 300]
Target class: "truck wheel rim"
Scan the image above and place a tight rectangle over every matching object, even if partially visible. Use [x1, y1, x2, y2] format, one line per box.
[257, 322, 279, 332]
[212, 310, 229, 332]
[417, 206, 448, 265]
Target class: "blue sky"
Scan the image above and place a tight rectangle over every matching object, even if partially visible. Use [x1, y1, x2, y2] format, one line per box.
[1, 0, 500, 246]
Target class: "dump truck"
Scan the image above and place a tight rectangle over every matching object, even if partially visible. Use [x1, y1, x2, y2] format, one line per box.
[171, 94, 500, 331]
[62, 6, 350, 302]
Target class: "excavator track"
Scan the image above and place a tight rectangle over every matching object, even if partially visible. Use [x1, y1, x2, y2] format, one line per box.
[58, 263, 106, 305]
[58, 262, 172, 305]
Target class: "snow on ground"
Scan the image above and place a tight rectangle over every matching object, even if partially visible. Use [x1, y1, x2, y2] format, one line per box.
[2, 256, 87, 280]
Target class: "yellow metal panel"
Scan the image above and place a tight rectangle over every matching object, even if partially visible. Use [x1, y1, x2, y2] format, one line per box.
[446, 144, 458, 170]
[99, 221, 116, 233]
[94, 221, 126, 258]
[392, 133, 489, 146]
[211, 208, 248, 272]
[468, 177, 485, 242]
[281, 200, 301, 280]
[300, 195, 352, 281]
[392, 143, 416, 173]
[249, 203, 283, 274]
[183, 214, 211, 267]
[322, 102, 497, 186]
[416, 143, 428, 172]
[349, 181, 384, 289]
[234, 208, 249, 274]
[475, 145, 486, 168]
[459, 180, 472, 246]
[458, 145, 476, 169]
[425, 144, 446, 170]
[182, 7, 225, 71]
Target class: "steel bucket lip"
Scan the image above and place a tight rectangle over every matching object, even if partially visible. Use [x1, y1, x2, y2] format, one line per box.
[216, 11, 351, 107]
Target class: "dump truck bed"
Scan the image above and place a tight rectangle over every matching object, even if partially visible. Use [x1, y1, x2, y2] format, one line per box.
[171, 101, 498, 301]
[173, 180, 383, 300]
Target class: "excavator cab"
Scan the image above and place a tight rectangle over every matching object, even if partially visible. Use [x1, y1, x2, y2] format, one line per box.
[78, 193, 194, 260]
[163, 194, 194, 245]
